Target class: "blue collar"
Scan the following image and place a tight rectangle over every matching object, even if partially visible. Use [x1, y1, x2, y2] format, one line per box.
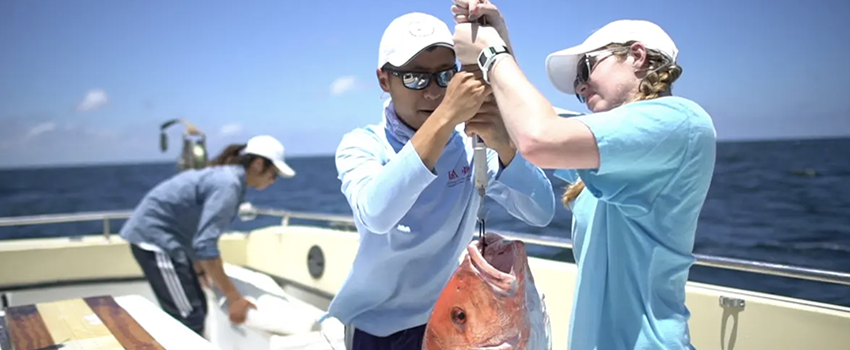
[382, 98, 460, 145]
[382, 98, 416, 144]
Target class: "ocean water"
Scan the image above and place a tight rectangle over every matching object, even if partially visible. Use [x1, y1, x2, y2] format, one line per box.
[1, 138, 848, 307]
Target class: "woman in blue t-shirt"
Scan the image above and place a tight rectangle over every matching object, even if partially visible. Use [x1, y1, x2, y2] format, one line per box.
[119, 135, 296, 336]
[451, 2, 716, 349]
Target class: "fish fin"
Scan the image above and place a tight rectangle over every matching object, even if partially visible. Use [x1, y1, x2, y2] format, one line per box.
[541, 293, 553, 350]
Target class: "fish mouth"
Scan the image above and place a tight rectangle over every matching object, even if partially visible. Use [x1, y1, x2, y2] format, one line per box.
[467, 232, 525, 295]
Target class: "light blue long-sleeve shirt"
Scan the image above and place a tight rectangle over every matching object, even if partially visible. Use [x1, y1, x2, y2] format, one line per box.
[555, 96, 716, 350]
[320, 99, 556, 337]
[119, 165, 247, 264]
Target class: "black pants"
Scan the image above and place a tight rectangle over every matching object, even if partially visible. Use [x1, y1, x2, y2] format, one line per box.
[130, 244, 208, 336]
[348, 324, 427, 350]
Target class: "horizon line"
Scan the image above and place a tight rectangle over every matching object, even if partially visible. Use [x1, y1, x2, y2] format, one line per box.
[1, 135, 847, 171]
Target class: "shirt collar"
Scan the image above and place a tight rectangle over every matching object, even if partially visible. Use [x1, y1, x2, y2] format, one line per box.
[381, 98, 416, 143]
[381, 97, 462, 146]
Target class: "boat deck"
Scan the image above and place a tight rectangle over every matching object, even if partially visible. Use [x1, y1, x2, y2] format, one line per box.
[2, 207, 850, 350]
[1, 294, 216, 350]
[0, 268, 346, 350]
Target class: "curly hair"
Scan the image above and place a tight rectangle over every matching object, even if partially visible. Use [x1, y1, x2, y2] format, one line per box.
[562, 41, 683, 207]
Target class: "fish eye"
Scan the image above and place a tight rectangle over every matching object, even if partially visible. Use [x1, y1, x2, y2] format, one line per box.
[450, 307, 466, 324]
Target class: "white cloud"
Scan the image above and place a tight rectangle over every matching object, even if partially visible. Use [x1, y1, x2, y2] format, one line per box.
[220, 123, 243, 136]
[330, 76, 357, 96]
[4, 121, 117, 149]
[24, 122, 57, 140]
[77, 88, 108, 112]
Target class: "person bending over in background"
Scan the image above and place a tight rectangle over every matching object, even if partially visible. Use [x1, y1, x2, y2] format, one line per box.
[451, 1, 716, 349]
[119, 135, 297, 336]
[320, 12, 556, 350]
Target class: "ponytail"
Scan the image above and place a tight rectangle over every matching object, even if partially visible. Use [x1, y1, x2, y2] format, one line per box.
[208, 143, 274, 172]
[209, 144, 247, 166]
[562, 181, 585, 206]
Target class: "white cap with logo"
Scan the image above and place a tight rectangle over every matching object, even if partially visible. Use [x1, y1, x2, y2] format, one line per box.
[377, 12, 454, 69]
[545, 19, 679, 95]
[244, 135, 296, 178]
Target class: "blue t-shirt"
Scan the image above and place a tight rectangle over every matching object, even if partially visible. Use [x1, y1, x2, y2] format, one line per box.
[555, 96, 716, 350]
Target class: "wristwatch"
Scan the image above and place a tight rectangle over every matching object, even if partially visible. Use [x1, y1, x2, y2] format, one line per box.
[478, 45, 510, 84]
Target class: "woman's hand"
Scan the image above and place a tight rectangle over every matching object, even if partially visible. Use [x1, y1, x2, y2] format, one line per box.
[451, 0, 513, 53]
[228, 296, 257, 324]
[452, 23, 507, 66]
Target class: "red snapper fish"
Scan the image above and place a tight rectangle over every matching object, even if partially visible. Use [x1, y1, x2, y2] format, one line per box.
[422, 232, 552, 350]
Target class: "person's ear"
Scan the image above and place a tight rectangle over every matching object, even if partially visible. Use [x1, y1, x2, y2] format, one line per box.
[377, 68, 391, 93]
[249, 158, 263, 173]
[630, 42, 648, 70]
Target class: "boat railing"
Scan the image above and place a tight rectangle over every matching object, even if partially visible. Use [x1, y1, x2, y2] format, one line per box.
[1, 203, 849, 288]
[0, 210, 134, 240]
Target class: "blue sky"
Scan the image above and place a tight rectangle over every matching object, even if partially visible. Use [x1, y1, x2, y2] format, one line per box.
[1, 0, 848, 168]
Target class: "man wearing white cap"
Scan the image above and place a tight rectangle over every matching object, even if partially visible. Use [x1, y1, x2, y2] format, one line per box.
[320, 11, 556, 350]
[451, 1, 716, 349]
[119, 135, 296, 337]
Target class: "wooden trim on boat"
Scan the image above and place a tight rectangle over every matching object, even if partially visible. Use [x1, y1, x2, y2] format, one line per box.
[0, 276, 148, 294]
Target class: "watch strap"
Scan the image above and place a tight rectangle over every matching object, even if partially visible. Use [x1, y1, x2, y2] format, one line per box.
[478, 45, 510, 84]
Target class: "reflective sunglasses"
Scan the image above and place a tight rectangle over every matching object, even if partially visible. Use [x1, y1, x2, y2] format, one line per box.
[573, 47, 628, 103]
[383, 66, 458, 90]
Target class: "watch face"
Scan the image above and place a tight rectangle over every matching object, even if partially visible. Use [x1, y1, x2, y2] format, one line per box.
[478, 52, 488, 67]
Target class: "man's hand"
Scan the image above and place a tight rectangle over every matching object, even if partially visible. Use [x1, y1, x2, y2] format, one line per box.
[465, 101, 515, 163]
[411, 71, 489, 171]
[437, 71, 491, 125]
[461, 64, 516, 166]
[452, 23, 507, 66]
[228, 297, 256, 324]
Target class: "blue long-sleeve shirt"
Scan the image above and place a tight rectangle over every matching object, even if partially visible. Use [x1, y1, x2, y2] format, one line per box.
[320, 99, 556, 337]
[119, 165, 247, 264]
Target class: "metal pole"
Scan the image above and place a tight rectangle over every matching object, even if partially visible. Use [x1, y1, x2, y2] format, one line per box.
[102, 218, 110, 241]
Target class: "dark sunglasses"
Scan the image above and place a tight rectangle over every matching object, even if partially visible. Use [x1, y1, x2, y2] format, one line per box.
[574, 47, 628, 103]
[383, 66, 458, 90]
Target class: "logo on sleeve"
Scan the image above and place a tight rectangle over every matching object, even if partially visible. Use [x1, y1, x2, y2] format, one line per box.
[447, 165, 471, 187]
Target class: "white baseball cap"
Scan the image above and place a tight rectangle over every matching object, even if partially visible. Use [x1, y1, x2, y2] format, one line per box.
[377, 12, 454, 69]
[244, 135, 296, 178]
[545, 19, 679, 94]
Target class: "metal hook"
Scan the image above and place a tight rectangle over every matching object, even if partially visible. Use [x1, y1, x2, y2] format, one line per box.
[479, 217, 487, 254]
